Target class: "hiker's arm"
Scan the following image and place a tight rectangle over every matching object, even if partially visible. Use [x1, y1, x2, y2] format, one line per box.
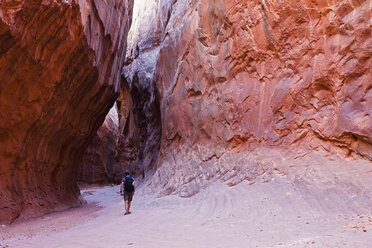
[120, 182, 124, 195]
[133, 182, 135, 195]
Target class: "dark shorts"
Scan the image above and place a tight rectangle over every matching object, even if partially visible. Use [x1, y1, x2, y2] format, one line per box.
[124, 191, 134, 202]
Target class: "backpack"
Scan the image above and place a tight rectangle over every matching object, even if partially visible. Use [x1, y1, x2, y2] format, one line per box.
[124, 176, 134, 192]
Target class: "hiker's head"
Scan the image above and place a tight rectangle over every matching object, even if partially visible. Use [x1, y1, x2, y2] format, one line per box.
[124, 170, 130, 176]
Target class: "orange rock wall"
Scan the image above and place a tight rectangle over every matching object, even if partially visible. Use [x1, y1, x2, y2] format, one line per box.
[124, 0, 371, 197]
[0, 0, 133, 223]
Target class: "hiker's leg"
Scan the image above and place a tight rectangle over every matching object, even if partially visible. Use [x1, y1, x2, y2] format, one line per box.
[127, 192, 133, 212]
[125, 200, 129, 213]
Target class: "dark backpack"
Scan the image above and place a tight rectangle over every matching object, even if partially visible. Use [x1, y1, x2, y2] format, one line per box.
[124, 176, 134, 192]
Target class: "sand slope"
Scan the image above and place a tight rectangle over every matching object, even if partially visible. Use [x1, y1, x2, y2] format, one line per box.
[1, 173, 371, 248]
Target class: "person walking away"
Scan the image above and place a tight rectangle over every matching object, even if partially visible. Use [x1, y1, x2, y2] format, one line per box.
[120, 170, 135, 215]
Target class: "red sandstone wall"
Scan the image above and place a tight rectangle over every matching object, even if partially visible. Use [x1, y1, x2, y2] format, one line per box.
[124, 0, 371, 197]
[0, 0, 133, 224]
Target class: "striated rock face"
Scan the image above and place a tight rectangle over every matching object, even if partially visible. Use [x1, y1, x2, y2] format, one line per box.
[0, 0, 133, 223]
[124, 0, 372, 200]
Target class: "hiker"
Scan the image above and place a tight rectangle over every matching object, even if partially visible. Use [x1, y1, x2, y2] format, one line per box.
[120, 170, 135, 215]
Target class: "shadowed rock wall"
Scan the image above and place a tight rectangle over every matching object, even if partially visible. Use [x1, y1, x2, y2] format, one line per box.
[124, 0, 371, 200]
[0, 0, 133, 224]
[121, 0, 164, 180]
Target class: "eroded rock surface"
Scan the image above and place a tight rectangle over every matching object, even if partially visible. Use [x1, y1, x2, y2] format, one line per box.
[0, 0, 133, 223]
[124, 0, 372, 201]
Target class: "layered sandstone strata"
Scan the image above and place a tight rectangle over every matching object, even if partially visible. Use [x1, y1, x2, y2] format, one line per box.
[124, 0, 371, 199]
[0, 0, 133, 223]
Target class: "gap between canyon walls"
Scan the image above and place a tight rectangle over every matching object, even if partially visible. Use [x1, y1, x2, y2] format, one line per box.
[0, 0, 134, 224]
[77, 62, 163, 184]
[118, 0, 372, 208]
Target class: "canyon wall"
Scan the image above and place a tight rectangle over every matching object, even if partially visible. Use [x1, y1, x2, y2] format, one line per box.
[124, 0, 372, 201]
[0, 0, 133, 224]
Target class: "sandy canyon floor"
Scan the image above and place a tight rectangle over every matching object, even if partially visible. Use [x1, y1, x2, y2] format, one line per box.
[1, 176, 371, 248]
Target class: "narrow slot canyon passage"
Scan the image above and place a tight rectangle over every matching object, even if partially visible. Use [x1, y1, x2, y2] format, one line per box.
[1, 0, 372, 247]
